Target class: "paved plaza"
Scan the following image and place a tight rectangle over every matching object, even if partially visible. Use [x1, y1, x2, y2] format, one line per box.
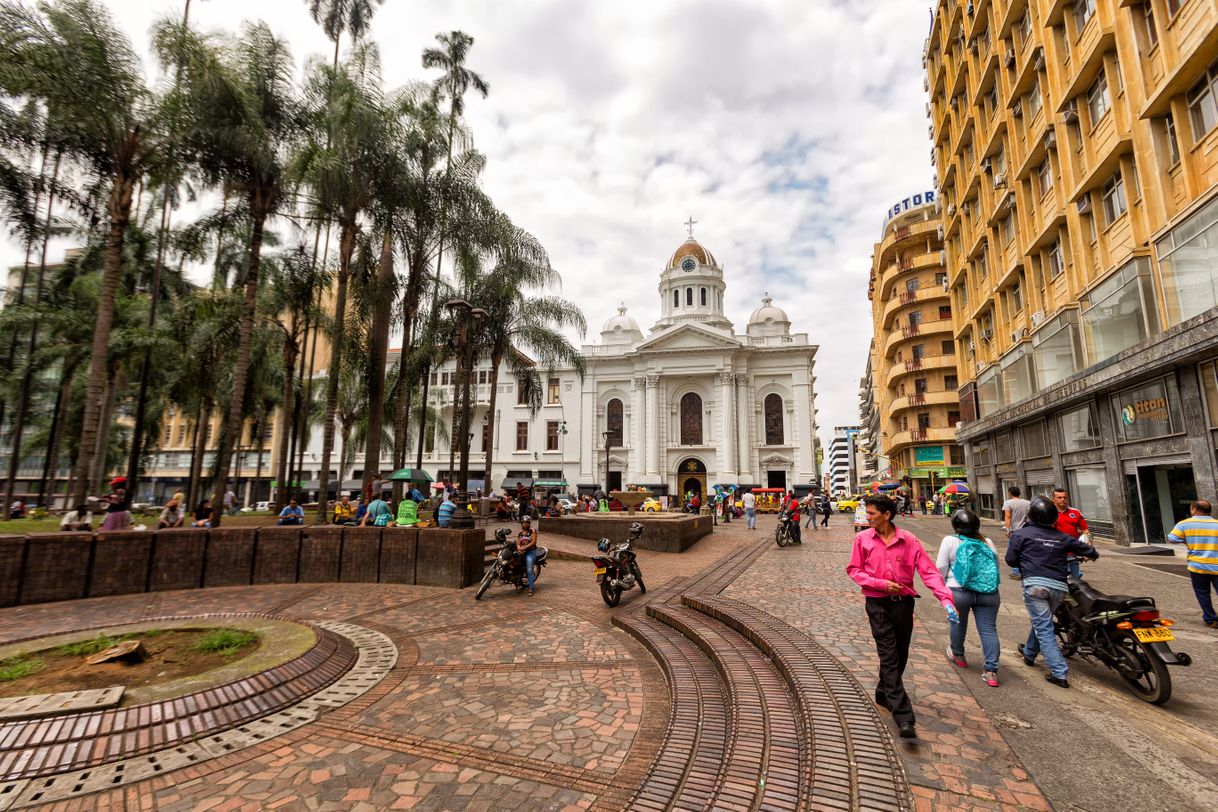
[0, 517, 1215, 811]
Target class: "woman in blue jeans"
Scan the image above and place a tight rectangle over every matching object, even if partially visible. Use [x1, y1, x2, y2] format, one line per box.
[936, 509, 1002, 687]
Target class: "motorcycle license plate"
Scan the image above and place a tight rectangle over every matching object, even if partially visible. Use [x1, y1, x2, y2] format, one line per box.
[594, 567, 606, 575]
[1133, 627, 1174, 643]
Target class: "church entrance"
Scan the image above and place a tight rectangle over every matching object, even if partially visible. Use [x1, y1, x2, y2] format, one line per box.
[677, 458, 707, 507]
[767, 470, 787, 490]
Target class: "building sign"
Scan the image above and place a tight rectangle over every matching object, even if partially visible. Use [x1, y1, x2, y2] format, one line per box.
[884, 190, 936, 225]
[1113, 378, 1179, 442]
[1121, 397, 1169, 425]
[914, 446, 945, 465]
[906, 466, 967, 478]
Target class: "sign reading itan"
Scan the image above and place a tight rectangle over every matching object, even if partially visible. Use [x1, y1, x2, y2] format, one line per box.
[884, 190, 936, 225]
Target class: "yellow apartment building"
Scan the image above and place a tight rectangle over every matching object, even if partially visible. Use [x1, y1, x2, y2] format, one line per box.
[866, 192, 967, 500]
[927, 0, 1218, 543]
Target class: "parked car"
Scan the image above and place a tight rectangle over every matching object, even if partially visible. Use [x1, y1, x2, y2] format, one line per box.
[836, 495, 862, 513]
[642, 497, 663, 512]
[557, 498, 577, 514]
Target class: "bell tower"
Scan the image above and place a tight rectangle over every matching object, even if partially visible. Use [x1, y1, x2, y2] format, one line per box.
[653, 219, 732, 333]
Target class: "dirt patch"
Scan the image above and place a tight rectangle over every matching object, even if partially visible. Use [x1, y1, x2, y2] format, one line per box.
[0, 628, 260, 698]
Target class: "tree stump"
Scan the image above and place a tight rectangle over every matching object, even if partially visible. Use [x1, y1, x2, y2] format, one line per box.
[85, 640, 147, 665]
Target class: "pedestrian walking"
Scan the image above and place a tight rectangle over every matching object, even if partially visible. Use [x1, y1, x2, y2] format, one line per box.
[937, 509, 1002, 687]
[743, 489, 757, 530]
[1167, 499, 1218, 628]
[847, 494, 958, 739]
[223, 486, 238, 515]
[1002, 486, 1032, 579]
[820, 493, 831, 527]
[1051, 488, 1089, 578]
[920, 494, 928, 515]
[1007, 497, 1097, 688]
[99, 477, 131, 533]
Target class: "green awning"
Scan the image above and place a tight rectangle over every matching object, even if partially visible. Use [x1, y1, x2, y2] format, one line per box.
[534, 480, 568, 488]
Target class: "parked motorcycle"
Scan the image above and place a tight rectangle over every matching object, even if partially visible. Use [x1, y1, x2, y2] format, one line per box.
[475, 528, 548, 600]
[591, 522, 647, 607]
[1053, 575, 1191, 704]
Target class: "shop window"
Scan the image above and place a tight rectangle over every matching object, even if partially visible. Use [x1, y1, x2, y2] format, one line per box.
[764, 393, 784, 445]
[1201, 359, 1218, 427]
[547, 377, 561, 404]
[1156, 195, 1218, 326]
[995, 431, 1015, 463]
[1058, 403, 1101, 451]
[545, 421, 559, 451]
[1067, 467, 1111, 522]
[1020, 421, 1050, 458]
[1101, 172, 1127, 225]
[1188, 58, 1218, 139]
[1112, 377, 1181, 443]
[606, 398, 624, 445]
[1080, 258, 1158, 365]
[515, 421, 529, 451]
[679, 392, 703, 445]
[1032, 311, 1082, 389]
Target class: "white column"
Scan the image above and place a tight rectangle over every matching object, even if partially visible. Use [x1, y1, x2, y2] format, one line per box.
[793, 368, 814, 485]
[580, 377, 596, 484]
[631, 377, 646, 482]
[718, 371, 736, 481]
[735, 374, 750, 483]
[645, 375, 660, 479]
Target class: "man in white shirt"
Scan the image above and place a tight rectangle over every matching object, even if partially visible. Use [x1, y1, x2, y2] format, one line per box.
[742, 490, 757, 530]
[1002, 486, 1032, 578]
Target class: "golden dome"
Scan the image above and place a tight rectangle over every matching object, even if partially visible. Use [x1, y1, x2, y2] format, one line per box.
[667, 237, 717, 269]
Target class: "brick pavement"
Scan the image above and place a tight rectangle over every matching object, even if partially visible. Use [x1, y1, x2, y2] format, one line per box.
[724, 520, 1052, 812]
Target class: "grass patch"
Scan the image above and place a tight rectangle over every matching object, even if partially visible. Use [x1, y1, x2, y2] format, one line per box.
[0, 656, 42, 682]
[192, 628, 257, 657]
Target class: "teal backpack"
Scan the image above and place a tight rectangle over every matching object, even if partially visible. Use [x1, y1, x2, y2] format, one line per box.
[952, 536, 999, 593]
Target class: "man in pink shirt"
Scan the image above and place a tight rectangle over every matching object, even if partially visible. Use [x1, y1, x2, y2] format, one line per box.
[847, 494, 959, 739]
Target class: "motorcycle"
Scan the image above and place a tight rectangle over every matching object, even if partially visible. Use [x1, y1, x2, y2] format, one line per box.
[1053, 575, 1191, 704]
[475, 528, 548, 600]
[591, 522, 647, 607]
[774, 512, 800, 547]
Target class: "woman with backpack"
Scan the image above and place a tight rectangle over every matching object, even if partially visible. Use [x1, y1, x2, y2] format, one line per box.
[936, 508, 1002, 687]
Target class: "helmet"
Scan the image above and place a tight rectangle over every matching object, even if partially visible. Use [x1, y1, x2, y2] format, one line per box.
[629, 522, 643, 537]
[521, 515, 531, 525]
[1028, 496, 1058, 527]
[495, 528, 511, 542]
[597, 538, 610, 552]
[950, 508, 980, 538]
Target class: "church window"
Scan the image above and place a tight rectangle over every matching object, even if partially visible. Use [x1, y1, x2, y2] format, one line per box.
[674, 289, 680, 308]
[764, 394, 784, 445]
[679, 393, 703, 445]
[686, 288, 693, 306]
[606, 399, 624, 446]
[700, 287, 707, 306]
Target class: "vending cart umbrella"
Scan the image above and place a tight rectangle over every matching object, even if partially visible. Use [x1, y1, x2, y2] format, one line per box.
[389, 468, 433, 482]
[938, 481, 971, 494]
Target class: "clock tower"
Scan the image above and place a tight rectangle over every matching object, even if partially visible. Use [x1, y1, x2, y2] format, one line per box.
[653, 222, 732, 333]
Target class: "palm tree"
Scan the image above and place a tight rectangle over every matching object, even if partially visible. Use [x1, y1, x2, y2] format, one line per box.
[306, 0, 385, 68]
[294, 46, 393, 522]
[0, 0, 178, 504]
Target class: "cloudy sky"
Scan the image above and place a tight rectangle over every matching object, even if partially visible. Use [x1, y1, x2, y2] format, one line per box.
[4, 0, 936, 452]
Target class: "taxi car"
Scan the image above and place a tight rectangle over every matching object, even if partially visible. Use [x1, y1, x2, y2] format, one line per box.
[642, 497, 663, 512]
[836, 495, 862, 513]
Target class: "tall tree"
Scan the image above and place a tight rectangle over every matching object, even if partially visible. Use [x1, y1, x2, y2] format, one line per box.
[307, 0, 384, 68]
[163, 21, 302, 525]
[0, 0, 175, 504]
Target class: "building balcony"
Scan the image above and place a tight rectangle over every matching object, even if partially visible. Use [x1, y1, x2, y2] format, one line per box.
[877, 218, 939, 266]
[885, 353, 958, 388]
[880, 286, 951, 329]
[886, 426, 958, 451]
[875, 253, 946, 306]
[889, 389, 958, 413]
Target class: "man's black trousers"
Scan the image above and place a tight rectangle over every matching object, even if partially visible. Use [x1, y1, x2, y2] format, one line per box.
[865, 595, 916, 725]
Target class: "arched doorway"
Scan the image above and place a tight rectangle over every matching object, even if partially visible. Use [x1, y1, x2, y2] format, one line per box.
[677, 457, 707, 507]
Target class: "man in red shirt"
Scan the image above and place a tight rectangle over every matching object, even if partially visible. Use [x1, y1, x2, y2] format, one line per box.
[783, 490, 802, 544]
[1053, 487, 1089, 577]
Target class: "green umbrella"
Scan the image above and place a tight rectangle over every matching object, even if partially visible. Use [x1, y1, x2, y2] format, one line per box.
[388, 468, 433, 482]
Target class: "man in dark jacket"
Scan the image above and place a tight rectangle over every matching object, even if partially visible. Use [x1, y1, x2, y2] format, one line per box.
[1006, 496, 1098, 688]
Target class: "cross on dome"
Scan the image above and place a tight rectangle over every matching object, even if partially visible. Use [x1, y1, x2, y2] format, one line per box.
[684, 216, 698, 237]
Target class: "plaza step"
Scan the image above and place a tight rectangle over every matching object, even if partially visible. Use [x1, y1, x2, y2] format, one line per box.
[611, 537, 913, 811]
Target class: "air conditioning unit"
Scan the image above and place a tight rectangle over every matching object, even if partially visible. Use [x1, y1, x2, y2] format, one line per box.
[924, 75, 930, 92]
[1077, 195, 1093, 214]
[1030, 310, 1045, 326]
[1012, 100, 1023, 118]
[951, 95, 959, 110]
[967, 2, 975, 16]
[925, 102, 932, 117]
[929, 124, 935, 138]
[943, 277, 950, 291]
[939, 250, 948, 264]
[993, 172, 1007, 188]
[1010, 330, 1021, 343]
[980, 328, 994, 340]
[1033, 47, 1045, 72]
[947, 203, 957, 216]
[981, 157, 993, 173]
[1045, 129, 1057, 149]
[969, 39, 979, 56]
[967, 340, 977, 352]
[1062, 101, 1079, 124]
[936, 225, 945, 239]
[1005, 49, 1017, 69]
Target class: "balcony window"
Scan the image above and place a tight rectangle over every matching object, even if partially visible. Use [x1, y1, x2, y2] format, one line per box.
[1017, 10, 1033, 49]
[1187, 59, 1218, 139]
[515, 421, 529, 451]
[1033, 311, 1083, 389]
[1139, 4, 1158, 51]
[1058, 403, 1101, 451]
[1101, 172, 1127, 225]
[1047, 239, 1064, 278]
[1156, 194, 1218, 325]
[545, 421, 559, 451]
[547, 377, 561, 404]
[1072, 0, 1096, 32]
[942, 339, 956, 354]
[939, 305, 952, 320]
[1037, 158, 1054, 196]
[935, 271, 947, 286]
[1086, 72, 1110, 126]
[977, 366, 1004, 417]
[1002, 214, 1015, 245]
[1112, 377, 1180, 443]
[1080, 258, 1158, 364]
[1027, 79, 1042, 119]
[1001, 344, 1036, 405]
[1165, 0, 1183, 17]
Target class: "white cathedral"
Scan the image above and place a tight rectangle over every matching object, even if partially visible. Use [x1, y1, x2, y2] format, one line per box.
[297, 228, 821, 502]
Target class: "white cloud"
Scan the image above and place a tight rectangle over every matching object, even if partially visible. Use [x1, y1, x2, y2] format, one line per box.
[3, 0, 938, 449]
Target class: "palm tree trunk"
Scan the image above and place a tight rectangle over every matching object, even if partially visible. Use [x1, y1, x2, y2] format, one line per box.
[90, 365, 122, 490]
[485, 353, 502, 496]
[316, 223, 356, 523]
[38, 358, 78, 506]
[187, 397, 208, 508]
[253, 417, 267, 503]
[272, 322, 297, 509]
[338, 423, 349, 491]
[362, 229, 394, 490]
[208, 202, 267, 527]
[3, 151, 60, 513]
[286, 308, 308, 501]
[72, 170, 135, 505]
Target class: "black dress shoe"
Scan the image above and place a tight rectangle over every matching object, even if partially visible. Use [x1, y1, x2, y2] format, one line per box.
[897, 722, 917, 738]
[1017, 643, 1036, 667]
[1044, 674, 1070, 689]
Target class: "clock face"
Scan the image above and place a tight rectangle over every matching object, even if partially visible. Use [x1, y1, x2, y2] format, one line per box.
[681, 257, 696, 272]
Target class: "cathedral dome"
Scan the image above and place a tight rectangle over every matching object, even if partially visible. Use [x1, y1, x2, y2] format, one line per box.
[601, 304, 643, 345]
[667, 237, 717, 269]
[747, 293, 791, 338]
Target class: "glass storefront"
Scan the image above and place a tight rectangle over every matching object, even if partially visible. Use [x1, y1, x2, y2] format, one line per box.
[1032, 311, 1082, 389]
[1201, 358, 1218, 427]
[1080, 258, 1159, 365]
[1155, 195, 1218, 326]
[977, 366, 1003, 417]
[1066, 467, 1111, 522]
[1111, 377, 1181, 443]
[1001, 345, 1036, 404]
[1058, 403, 1101, 451]
[1020, 421, 1049, 458]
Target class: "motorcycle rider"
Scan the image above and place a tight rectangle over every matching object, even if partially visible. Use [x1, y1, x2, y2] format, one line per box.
[517, 516, 541, 596]
[1006, 496, 1098, 689]
[782, 490, 802, 544]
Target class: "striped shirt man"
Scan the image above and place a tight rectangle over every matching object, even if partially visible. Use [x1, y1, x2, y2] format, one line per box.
[1168, 510, 1218, 575]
